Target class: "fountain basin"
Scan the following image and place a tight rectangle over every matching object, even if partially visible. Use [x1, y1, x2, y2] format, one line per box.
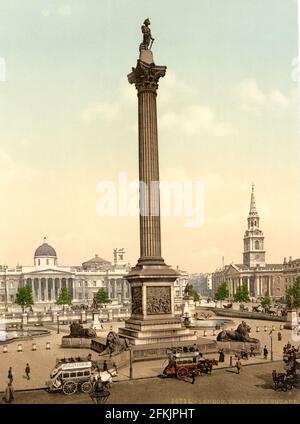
[186, 319, 234, 330]
[0, 329, 50, 344]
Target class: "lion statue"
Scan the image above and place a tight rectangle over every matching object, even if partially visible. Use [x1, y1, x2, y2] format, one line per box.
[66, 322, 97, 338]
[99, 331, 130, 356]
[217, 321, 259, 343]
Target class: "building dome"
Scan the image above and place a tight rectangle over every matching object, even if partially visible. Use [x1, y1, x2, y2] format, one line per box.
[34, 237, 57, 258]
[82, 254, 111, 271]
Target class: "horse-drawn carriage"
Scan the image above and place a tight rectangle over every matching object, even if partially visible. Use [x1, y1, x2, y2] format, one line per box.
[46, 358, 117, 395]
[162, 352, 218, 380]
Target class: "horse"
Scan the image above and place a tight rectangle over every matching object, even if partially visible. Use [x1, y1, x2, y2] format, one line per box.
[93, 367, 118, 389]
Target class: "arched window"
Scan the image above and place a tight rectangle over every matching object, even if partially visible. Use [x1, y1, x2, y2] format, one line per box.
[255, 240, 259, 250]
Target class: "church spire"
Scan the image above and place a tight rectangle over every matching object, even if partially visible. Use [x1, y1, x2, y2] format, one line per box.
[249, 183, 257, 215]
[243, 184, 265, 268]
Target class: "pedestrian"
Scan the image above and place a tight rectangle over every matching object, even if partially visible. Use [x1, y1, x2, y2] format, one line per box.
[103, 360, 108, 372]
[218, 349, 225, 362]
[263, 345, 268, 359]
[190, 370, 196, 384]
[287, 341, 291, 350]
[8, 367, 13, 384]
[250, 346, 255, 357]
[236, 359, 242, 374]
[25, 363, 31, 380]
[4, 382, 14, 403]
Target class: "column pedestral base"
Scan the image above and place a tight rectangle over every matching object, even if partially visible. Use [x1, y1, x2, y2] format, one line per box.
[118, 259, 197, 346]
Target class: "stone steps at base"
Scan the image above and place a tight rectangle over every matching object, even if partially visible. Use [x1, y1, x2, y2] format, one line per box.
[119, 327, 193, 339]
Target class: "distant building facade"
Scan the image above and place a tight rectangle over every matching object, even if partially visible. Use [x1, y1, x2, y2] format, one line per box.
[0, 240, 189, 309]
[189, 273, 212, 297]
[212, 186, 287, 300]
[0, 239, 131, 308]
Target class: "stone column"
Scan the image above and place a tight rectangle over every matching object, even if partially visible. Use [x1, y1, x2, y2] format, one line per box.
[128, 52, 166, 266]
[38, 279, 41, 302]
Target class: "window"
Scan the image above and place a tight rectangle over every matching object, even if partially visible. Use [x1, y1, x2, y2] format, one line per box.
[255, 241, 259, 250]
[70, 372, 76, 378]
[78, 282, 82, 287]
[93, 281, 97, 287]
[85, 281, 88, 287]
[38, 259, 40, 266]
[62, 373, 70, 378]
[10, 295, 14, 302]
[84, 371, 90, 376]
[77, 372, 83, 377]
[0, 295, 4, 302]
[46, 259, 49, 265]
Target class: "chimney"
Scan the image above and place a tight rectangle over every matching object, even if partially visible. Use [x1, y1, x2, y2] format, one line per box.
[283, 257, 287, 264]
[289, 256, 292, 262]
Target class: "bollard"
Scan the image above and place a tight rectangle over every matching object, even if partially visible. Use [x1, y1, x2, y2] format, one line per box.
[272, 326, 276, 331]
[46, 342, 51, 350]
[256, 326, 260, 332]
[230, 356, 233, 367]
[32, 343, 37, 351]
[3, 345, 8, 353]
[264, 326, 267, 332]
[203, 330, 207, 337]
[17, 343, 22, 352]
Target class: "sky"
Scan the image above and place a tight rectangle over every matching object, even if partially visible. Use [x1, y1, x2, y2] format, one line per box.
[0, 0, 299, 273]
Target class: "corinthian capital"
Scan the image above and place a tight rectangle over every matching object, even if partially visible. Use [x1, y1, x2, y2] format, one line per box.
[128, 60, 166, 93]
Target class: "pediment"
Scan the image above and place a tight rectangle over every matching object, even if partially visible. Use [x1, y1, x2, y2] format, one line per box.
[24, 269, 73, 276]
[224, 264, 240, 276]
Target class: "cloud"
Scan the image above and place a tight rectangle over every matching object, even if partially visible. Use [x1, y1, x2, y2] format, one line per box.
[81, 102, 120, 123]
[58, 5, 72, 17]
[234, 79, 291, 113]
[160, 105, 237, 137]
[41, 9, 50, 17]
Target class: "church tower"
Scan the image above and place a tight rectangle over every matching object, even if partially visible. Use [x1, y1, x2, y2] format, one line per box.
[243, 185, 266, 268]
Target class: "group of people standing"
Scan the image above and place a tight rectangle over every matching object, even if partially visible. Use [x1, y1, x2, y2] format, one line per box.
[1, 364, 31, 404]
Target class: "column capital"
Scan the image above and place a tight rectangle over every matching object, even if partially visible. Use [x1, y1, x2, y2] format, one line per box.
[128, 60, 166, 93]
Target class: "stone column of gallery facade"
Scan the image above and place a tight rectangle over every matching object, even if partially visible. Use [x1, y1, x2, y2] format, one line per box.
[118, 28, 196, 346]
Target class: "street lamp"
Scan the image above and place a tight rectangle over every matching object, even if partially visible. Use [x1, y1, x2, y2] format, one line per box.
[57, 312, 60, 334]
[129, 344, 133, 380]
[269, 329, 274, 361]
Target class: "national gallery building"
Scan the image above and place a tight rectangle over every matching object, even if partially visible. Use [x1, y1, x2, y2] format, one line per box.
[0, 239, 131, 308]
[0, 238, 189, 309]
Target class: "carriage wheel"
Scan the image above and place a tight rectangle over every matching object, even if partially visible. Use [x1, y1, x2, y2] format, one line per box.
[177, 367, 188, 379]
[286, 382, 293, 391]
[81, 381, 92, 393]
[63, 381, 77, 395]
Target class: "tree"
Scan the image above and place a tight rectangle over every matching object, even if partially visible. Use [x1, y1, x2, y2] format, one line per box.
[214, 282, 229, 306]
[15, 284, 34, 313]
[56, 288, 72, 311]
[260, 293, 271, 309]
[234, 284, 250, 303]
[286, 277, 300, 309]
[192, 290, 200, 302]
[95, 288, 110, 306]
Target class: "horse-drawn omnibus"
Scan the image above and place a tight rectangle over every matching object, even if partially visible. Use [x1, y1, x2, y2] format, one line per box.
[46, 358, 118, 395]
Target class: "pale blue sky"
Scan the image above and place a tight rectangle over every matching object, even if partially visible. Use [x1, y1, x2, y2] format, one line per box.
[0, 1, 299, 271]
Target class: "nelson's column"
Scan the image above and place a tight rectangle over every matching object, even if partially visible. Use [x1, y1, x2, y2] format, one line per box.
[119, 20, 196, 347]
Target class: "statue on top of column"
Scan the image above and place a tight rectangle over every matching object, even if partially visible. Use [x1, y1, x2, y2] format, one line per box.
[140, 18, 154, 51]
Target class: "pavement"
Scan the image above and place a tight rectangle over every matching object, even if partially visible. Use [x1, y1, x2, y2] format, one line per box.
[0, 317, 298, 393]
[6, 362, 300, 404]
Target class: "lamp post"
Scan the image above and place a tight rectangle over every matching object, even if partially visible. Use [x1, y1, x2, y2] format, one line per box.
[129, 344, 133, 380]
[269, 329, 274, 361]
[57, 312, 60, 334]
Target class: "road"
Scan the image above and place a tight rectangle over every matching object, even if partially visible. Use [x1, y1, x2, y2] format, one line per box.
[8, 362, 300, 404]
